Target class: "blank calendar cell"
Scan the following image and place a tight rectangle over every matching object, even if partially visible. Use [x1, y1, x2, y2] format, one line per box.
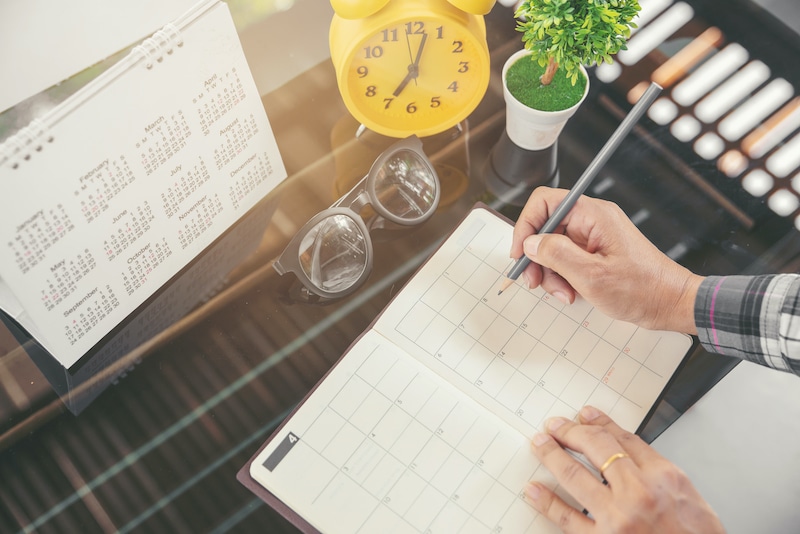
[416, 388, 458, 433]
[396, 373, 437, 417]
[479, 434, 522, 479]
[561, 326, 599, 367]
[602, 353, 640, 394]
[456, 416, 500, 464]
[397, 302, 437, 341]
[441, 288, 478, 326]
[519, 343, 558, 383]
[268, 440, 338, 503]
[343, 439, 385, 485]
[604, 320, 638, 350]
[502, 288, 543, 326]
[646, 335, 689, 377]
[624, 328, 661, 363]
[438, 402, 478, 448]
[436, 329, 474, 369]
[518, 386, 557, 429]
[298, 407, 346, 452]
[484, 239, 514, 273]
[323, 422, 365, 469]
[407, 484, 448, 531]
[350, 389, 392, 435]
[385, 470, 428, 516]
[582, 307, 614, 336]
[356, 349, 395, 385]
[370, 404, 412, 450]
[375, 359, 417, 400]
[358, 505, 404, 533]
[462, 261, 501, 299]
[460, 302, 498, 339]
[430, 449, 473, 497]
[478, 315, 517, 354]
[427, 500, 470, 533]
[362, 461, 404, 508]
[465, 224, 502, 261]
[561, 296, 594, 324]
[498, 444, 541, 492]
[495, 371, 535, 413]
[585, 383, 622, 416]
[623, 366, 663, 409]
[316, 473, 378, 532]
[474, 481, 517, 527]
[476, 357, 515, 397]
[499, 329, 536, 368]
[521, 301, 559, 340]
[421, 276, 459, 311]
[330, 375, 372, 419]
[412, 437, 453, 481]
[417, 314, 456, 355]
[608, 396, 644, 432]
[455, 342, 494, 384]
[444, 250, 482, 286]
[582, 339, 619, 380]
[540, 313, 579, 353]
[559, 369, 599, 411]
[540, 356, 579, 397]
[496, 496, 536, 534]
[390, 419, 432, 466]
[453, 467, 493, 512]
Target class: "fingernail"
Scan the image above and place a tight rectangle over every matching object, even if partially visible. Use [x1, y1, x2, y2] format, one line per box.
[580, 405, 601, 421]
[552, 291, 570, 305]
[532, 432, 551, 447]
[522, 271, 532, 288]
[546, 417, 567, 432]
[525, 482, 542, 502]
[523, 235, 542, 257]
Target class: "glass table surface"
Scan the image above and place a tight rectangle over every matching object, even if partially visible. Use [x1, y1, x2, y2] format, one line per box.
[1, 0, 799, 532]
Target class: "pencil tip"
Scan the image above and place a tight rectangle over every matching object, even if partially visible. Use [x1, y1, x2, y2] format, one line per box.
[497, 290, 503, 295]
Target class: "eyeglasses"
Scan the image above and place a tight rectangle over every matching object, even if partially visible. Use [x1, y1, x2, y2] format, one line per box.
[273, 135, 440, 300]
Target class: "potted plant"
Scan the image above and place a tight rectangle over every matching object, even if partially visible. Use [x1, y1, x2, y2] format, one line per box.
[486, 0, 640, 206]
[505, 0, 641, 149]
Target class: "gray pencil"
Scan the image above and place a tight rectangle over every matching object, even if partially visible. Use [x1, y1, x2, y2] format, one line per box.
[498, 81, 663, 294]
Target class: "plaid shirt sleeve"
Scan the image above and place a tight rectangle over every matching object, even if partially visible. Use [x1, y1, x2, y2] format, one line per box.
[695, 274, 800, 375]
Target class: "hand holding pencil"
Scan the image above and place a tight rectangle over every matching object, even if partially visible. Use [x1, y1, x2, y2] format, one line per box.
[498, 82, 662, 295]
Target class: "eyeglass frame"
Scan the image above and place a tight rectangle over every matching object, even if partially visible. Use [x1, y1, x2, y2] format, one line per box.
[272, 135, 440, 300]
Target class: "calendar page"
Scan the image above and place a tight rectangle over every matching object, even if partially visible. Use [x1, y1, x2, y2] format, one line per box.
[0, 0, 286, 369]
[245, 206, 692, 534]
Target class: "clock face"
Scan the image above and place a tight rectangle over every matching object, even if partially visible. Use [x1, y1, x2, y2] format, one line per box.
[339, 16, 490, 138]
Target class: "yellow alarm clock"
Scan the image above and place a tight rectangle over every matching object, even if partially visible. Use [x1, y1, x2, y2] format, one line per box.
[329, 0, 495, 138]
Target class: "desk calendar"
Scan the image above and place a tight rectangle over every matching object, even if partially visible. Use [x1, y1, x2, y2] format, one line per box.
[0, 0, 286, 369]
[239, 206, 693, 534]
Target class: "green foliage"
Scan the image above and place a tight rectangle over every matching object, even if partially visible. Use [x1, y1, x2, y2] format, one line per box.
[515, 0, 641, 85]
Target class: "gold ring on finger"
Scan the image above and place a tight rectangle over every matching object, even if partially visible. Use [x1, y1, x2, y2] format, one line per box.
[599, 452, 630, 477]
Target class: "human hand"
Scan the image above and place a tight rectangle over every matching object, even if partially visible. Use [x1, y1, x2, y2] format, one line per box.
[510, 186, 703, 333]
[526, 406, 724, 533]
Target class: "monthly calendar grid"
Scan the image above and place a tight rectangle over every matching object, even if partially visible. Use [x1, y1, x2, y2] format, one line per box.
[389, 217, 683, 436]
[279, 343, 555, 534]
[247, 208, 692, 533]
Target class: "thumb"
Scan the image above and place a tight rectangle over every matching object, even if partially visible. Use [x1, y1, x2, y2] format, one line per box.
[523, 233, 593, 277]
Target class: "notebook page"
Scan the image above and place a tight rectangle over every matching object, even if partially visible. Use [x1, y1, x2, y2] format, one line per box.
[374, 207, 692, 439]
[249, 328, 560, 533]
[247, 207, 692, 533]
[0, 0, 286, 368]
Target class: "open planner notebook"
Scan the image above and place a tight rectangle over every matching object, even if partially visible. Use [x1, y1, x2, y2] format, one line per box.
[0, 0, 286, 370]
[239, 205, 693, 534]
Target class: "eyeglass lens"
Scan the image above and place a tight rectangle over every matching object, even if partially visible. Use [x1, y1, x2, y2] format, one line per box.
[298, 214, 368, 293]
[373, 148, 438, 221]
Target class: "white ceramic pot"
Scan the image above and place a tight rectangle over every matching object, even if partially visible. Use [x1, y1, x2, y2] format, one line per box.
[503, 49, 589, 151]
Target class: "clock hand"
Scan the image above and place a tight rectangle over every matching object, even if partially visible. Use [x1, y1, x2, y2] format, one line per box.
[393, 32, 427, 97]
